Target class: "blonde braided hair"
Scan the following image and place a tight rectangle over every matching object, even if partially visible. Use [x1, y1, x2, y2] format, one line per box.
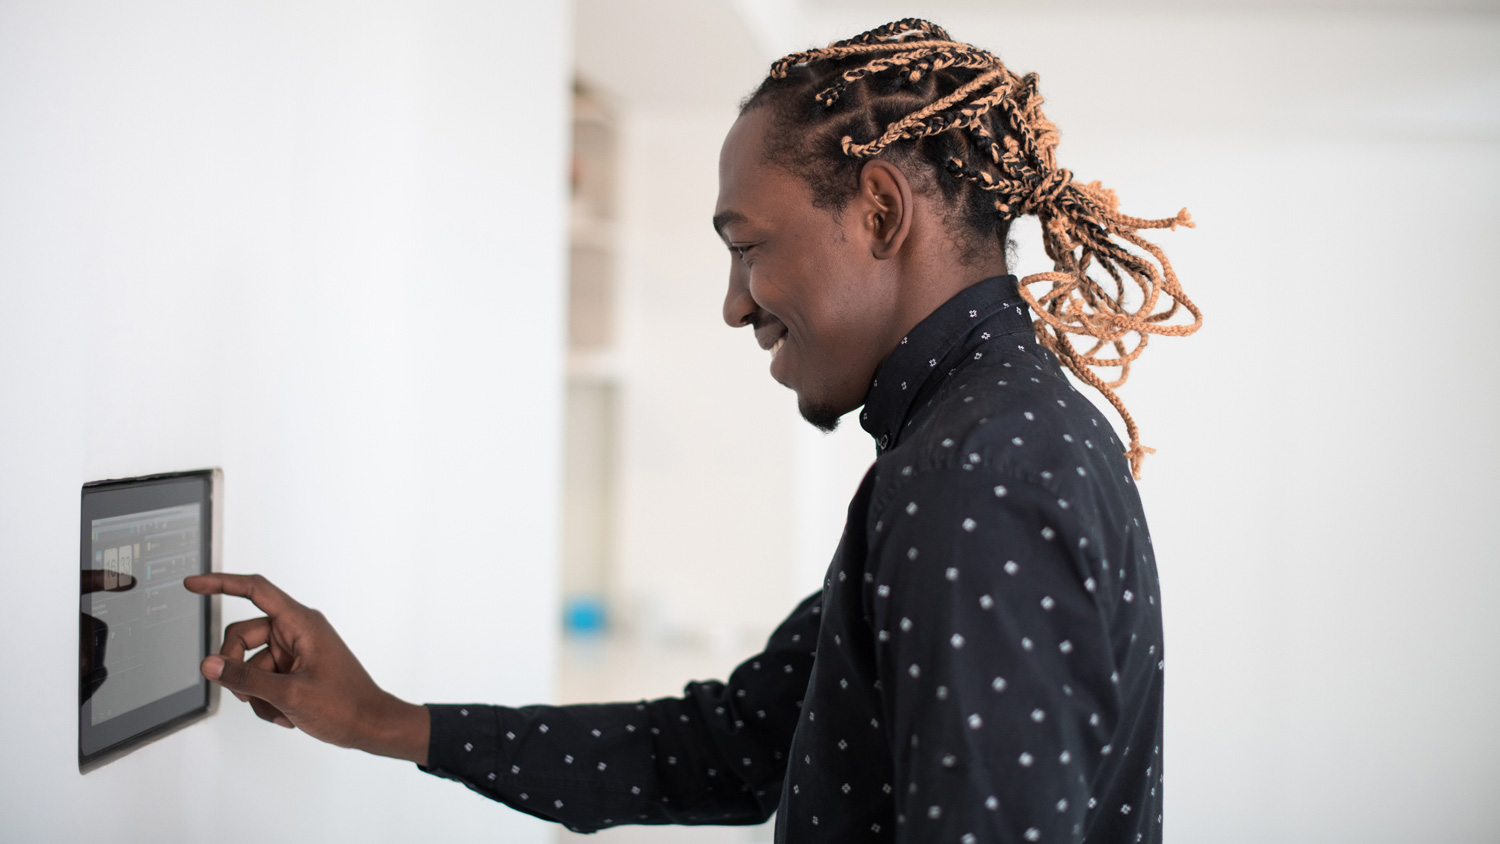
[750, 18, 1202, 478]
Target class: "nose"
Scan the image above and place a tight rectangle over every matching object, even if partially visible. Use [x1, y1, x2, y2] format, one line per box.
[722, 262, 757, 328]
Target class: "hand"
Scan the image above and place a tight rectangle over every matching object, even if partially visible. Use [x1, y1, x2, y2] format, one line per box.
[184, 573, 429, 766]
[79, 570, 136, 704]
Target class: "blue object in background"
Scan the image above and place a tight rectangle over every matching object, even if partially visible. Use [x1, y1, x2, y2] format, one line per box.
[564, 595, 607, 636]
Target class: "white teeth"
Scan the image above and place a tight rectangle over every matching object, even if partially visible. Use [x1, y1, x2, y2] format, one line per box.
[769, 335, 787, 359]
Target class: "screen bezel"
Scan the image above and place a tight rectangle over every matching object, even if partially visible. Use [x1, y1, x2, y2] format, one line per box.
[79, 469, 218, 771]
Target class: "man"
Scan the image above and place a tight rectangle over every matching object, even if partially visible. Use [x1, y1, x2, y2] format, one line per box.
[188, 18, 1198, 843]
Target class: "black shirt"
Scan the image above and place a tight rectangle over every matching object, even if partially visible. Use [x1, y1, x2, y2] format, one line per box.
[421, 276, 1165, 843]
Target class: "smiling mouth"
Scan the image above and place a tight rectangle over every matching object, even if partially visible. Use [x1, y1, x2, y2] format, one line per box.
[769, 335, 787, 360]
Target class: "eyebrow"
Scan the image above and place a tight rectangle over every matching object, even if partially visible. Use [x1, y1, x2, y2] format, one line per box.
[712, 210, 748, 240]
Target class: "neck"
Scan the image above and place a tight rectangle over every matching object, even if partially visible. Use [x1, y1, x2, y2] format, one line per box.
[893, 252, 1008, 332]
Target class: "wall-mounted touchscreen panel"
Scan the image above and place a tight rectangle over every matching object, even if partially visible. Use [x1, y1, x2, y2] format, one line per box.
[80, 470, 217, 769]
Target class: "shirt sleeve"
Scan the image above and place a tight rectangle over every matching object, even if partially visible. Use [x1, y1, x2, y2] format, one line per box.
[865, 465, 1121, 843]
[418, 592, 821, 833]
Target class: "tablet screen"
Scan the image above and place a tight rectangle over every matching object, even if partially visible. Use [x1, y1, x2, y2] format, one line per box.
[80, 471, 215, 767]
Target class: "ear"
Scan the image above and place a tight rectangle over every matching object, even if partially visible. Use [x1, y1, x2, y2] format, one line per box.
[855, 160, 914, 260]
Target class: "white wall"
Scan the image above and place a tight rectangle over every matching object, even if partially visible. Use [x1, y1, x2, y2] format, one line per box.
[0, 2, 570, 841]
[581, 2, 1500, 842]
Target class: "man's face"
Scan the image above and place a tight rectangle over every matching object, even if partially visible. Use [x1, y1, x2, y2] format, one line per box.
[714, 108, 901, 431]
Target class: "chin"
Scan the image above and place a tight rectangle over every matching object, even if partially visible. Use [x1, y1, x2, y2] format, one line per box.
[797, 397, 846, 433]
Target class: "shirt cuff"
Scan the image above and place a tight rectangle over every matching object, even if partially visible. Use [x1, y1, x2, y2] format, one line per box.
[418, 703, 500, 783]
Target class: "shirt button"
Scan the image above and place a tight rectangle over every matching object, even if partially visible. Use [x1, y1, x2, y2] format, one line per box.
[878, 434, 889, 449]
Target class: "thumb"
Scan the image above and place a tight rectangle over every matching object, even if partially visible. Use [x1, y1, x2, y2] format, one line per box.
[202, 654, 291, 707]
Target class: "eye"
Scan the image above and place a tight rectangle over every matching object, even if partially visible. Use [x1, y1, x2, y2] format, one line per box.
[730, 243, 757, 262]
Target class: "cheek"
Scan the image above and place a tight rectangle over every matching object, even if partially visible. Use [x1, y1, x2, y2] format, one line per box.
[746, 274, 794, 325]
[750, 221, 872, 345]
[784, 242, 867, 331]
[815, 269, 882, 338]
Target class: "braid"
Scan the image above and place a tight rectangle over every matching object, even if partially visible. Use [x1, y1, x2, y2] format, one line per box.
[746, 18, 1202, 478]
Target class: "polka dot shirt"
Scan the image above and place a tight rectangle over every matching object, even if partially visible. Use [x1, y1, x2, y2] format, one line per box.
[421, 277, 1165, 843]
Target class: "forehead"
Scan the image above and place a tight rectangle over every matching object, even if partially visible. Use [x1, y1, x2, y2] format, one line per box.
[715, 108, 806, 229]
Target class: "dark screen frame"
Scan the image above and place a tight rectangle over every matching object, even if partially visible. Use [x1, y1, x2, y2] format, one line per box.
[79, 469, 220, 771]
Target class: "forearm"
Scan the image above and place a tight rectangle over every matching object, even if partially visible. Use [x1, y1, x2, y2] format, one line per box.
[420, 695, 776, 832]
[417, 592, 822, 831]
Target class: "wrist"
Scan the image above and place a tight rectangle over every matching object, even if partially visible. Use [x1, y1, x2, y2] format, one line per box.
[363, 694, 430, 766]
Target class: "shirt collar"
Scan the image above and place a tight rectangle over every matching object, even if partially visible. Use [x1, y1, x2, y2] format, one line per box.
[859, 275, 1030, 453]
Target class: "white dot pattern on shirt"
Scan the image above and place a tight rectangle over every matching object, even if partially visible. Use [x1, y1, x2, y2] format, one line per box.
[859, 443, 1158, 839]
[420, 281, 1165, 843]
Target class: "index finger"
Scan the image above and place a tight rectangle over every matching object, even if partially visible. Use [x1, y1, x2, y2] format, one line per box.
[184, 573, 301, 617]
[81, 570, 135, 594]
